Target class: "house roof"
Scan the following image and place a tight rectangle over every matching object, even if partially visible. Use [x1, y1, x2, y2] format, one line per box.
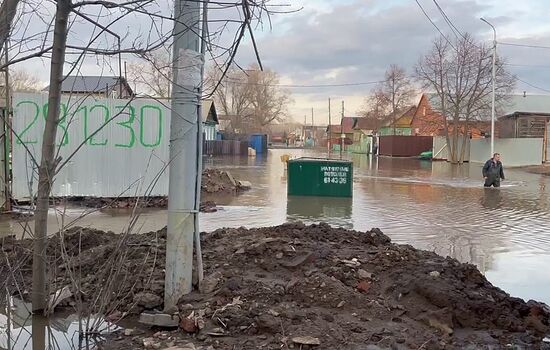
[500, 94, 550, 117]
[353, 117, 379, 131]
[202, 99, 218, 124]
[43, 76, 133, 95]
[327, 117, 355, 134]
[425, 92, 550, 118]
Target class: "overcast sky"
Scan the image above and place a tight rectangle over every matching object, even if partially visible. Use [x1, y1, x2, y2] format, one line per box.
[13, 0, 550, 124]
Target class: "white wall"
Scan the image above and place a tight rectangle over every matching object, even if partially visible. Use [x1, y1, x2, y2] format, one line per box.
[470, 138, 543, 166]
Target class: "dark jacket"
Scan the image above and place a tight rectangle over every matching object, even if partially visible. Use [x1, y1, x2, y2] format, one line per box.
[482, 159, 505, 180]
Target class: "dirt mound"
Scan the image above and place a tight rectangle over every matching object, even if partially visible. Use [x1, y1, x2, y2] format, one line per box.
[64, 169, 249, 210]
[2, 223, 550, 349]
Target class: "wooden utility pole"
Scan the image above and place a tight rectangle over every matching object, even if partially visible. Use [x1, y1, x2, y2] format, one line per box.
[311, 108, 314, 145]
[340, 101, 344, 159]
[328, 98, 331, 158]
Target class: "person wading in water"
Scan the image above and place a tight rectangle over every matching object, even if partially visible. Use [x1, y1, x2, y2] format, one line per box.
[483, 153, 505, 188]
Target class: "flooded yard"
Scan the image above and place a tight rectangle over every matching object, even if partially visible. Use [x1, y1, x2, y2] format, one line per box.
[2, 148, 550, 308]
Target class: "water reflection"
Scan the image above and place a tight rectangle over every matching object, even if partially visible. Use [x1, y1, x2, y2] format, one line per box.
[287, 196, 353, 229]
[0, 297, 118, 350]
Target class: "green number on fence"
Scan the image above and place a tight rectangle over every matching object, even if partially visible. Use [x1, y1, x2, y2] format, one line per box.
[87, 105, 109, 146]
[114, 105, 136, 148]
[42, 102, 69, 146]
[15, 101, 40, 144]
[140, 105, 163, 147]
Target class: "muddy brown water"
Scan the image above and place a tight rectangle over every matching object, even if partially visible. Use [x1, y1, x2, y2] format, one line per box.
[2, 148, 550, 349]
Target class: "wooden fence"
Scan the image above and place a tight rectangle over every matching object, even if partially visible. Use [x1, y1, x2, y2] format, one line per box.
[203, 140, 248, 156]
[379, 135, 433, 157]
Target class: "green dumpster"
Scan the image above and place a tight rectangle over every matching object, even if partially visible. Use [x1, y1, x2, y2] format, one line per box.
[287, 157, 353, 197]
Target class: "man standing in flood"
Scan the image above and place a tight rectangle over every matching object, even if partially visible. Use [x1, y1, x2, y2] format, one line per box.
[483, 153, 505, 187]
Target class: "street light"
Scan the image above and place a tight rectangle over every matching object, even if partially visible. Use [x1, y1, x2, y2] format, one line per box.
[480, 17, 497, 157]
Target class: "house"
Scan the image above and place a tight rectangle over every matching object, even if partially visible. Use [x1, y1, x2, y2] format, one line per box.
[498, 94, 550, 161]
[379, 106, 417, 136]
[202, 99, 219, 141]
[44, 76, 134, 98]
[411, 93, 494, 138]
[327, 117, 355, 147]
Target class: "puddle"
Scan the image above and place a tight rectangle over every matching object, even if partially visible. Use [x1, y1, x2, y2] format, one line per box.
[0, 296, 119, 350]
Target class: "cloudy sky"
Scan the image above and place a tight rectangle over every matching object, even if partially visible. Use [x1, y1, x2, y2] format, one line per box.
[12, 0, 550, 124]
[232, 0, 550, 124]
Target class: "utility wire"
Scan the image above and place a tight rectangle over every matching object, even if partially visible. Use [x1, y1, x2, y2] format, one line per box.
[413, 0, 456, 50]
[431, 0, 465, 39]
[218, 78, 387, 88]
[500, 42, 550, 50]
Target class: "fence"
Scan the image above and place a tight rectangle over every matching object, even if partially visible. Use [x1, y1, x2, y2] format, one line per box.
[379, 135, 433, 157]
[347, 139, 370, 154]
[470, 138, 544, 166]
[10, 92, 244, 201]
[203, 140, 248, 156]
[432, 136, 470, 162]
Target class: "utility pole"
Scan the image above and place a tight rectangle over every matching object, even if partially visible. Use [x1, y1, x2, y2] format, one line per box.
[311, 107, 314, 146]
[481, 17, 497, 157]
[340, 101, 344, 159]
[165, 0, 203, 311]
[328, 98, 331, 158]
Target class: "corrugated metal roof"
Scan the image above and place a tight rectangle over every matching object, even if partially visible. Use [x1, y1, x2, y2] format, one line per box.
[500, 95, 550, 116]
[425, 92, 550, 117]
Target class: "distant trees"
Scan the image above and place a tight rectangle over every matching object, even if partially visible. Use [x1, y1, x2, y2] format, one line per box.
[359, 64, 415, 133]
[9, 69, 41, 92]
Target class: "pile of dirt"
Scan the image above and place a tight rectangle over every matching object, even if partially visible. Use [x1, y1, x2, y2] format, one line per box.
[2, 223, 550, 349]
[64, 169, 249, 211]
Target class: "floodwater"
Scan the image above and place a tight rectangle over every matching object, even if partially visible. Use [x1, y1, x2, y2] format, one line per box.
[2, 148, 550, 348]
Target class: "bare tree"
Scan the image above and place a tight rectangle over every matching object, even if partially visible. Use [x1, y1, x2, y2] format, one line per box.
[358, 88, 391, 131]
[9, 69, 41, 92]
[0, 0, 20, 56]
[207, 65, 291, 134]
[1, 0, 293, 316]
[32, 0, 71, 313]
[127, 48, 172, 98]
[415, 34, 515, 163]
[378, 64, 415, 134]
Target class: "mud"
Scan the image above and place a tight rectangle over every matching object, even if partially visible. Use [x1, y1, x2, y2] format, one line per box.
[2, 223, 550, 349]
[62, 169, 248, 211]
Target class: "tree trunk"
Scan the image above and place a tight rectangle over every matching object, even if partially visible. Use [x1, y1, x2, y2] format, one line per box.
[32, 0, 71, 313]
[0, 0, 20, 57]
[459, 120, 469, 163]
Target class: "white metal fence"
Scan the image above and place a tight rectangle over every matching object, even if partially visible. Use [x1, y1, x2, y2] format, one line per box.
[12, 92, 173, 200]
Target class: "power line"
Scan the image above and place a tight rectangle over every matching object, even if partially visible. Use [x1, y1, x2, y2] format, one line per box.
[513, 74, 550, 94]
[504, 63, 550, 69]
[500, 42, 550, 50]
[413, 0, 456, 50]
[220, 78, 386, 88]
[431, 0, 465, 40]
